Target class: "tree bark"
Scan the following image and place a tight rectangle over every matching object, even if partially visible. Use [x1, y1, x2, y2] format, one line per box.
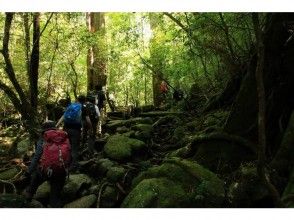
[23, 13, 31, 75]
[86, 12, 107, 92]
[29, 12, 40, 111]
[252, 12, 283, 208]
[1, 13, 28, 105]
[149, 13, 165, 107]
[224, 13, 294, 153]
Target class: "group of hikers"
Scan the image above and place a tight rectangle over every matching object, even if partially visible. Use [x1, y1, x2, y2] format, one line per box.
[23, 85, 106, 207]
[22, 81, 184, 207]
[159, 80, 184, 106]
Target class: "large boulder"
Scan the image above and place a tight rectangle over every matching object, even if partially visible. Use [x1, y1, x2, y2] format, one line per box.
[190, 132, 256, 174]
[64, 194, 97, 208]
[121, 157, 225, 208]
[35, 181, 50, 202]
[104, 134, 146, 161]
[62, 174, 93, 202]
[122, 177, 189, 208]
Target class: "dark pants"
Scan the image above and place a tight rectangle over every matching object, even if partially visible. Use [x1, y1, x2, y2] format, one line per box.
[82, 119, 98, 146]
[64, 128, 81, 170]
[82, 119, 98, 141]
[26, 169, 66, 208]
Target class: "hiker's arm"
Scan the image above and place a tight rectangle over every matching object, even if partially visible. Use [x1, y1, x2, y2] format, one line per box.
[28, 139, 43, 174]
[56, 115, 64, 128]
[86, 116, 93, 134]
[95, 105, 100, 117]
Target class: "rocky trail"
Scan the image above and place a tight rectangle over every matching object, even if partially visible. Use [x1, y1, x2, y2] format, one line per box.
[0, 108, 293, 208]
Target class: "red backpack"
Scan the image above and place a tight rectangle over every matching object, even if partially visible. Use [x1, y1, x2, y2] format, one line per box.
[39, 129, 71, 176]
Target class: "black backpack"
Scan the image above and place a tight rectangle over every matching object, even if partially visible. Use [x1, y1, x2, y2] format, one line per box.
[86, 102, 98, 121]
[97, 90, 106, 109]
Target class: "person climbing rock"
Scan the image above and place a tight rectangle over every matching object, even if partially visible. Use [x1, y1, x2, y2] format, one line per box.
[24, 121, 71, 208]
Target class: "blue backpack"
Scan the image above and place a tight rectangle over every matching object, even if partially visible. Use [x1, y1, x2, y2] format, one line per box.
[64, 103, 82, 124]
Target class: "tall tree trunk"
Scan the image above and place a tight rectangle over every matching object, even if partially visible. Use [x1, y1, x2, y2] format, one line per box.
[23, 13, 31, 75]
[29, 12, 40, 112]
[149, 13, 164, 107]
[86, 12, 107, 92]
[252, 13, 283, 208]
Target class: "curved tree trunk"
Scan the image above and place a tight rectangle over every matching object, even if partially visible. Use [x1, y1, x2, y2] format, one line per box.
[0, 13, 45, 140]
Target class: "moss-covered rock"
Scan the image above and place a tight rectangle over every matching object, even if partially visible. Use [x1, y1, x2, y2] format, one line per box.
[62, 174, 93, 202]
[104, 134, 146, 161]
[122, 157, 225, 208]
[106, 166, 126, 183]
[64, 194, 97, 208]
[106, 117, 153, 132]
[35, 181, 50, 202]
[131, 124, 153, 141]
[121, 177, 189, 208]
[88, 185, 100, 195]
[97, 158, 115, 175]
[16, 138, 32, 156]
[100, 185, 119, 208]
[116, 126, 129, 134]
[26, 199, 44, 208]
[0, 167, 20, 180]
[167, 145, 191, 158]
[121, 130, 136, 138]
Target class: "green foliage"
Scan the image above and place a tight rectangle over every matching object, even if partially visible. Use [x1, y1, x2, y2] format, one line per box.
[0, 12, 254, 113]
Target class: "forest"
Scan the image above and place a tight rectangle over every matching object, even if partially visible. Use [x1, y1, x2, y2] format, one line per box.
[0, 12, 293, 208]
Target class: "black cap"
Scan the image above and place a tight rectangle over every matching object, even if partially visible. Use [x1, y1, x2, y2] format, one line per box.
[77, 94, 86, 103]
[87, 95, 96, 103]
[41, 120, 56, 132]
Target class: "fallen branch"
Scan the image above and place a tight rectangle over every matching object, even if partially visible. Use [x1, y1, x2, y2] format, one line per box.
[96, 182, 109, 208]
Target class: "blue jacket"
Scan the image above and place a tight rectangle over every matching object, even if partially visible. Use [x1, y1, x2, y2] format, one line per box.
[28, 138, 44, 174]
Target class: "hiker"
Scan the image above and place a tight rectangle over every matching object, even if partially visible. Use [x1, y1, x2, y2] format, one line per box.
[108, 91, 116, 112]
[24, 121, 71, 208]
[56, 95, 92, 172]
[159, 80, 169, 105]
[95, 85, 106, 136]
[82, 95, 100, 152]
[173, 88, 184, 102]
